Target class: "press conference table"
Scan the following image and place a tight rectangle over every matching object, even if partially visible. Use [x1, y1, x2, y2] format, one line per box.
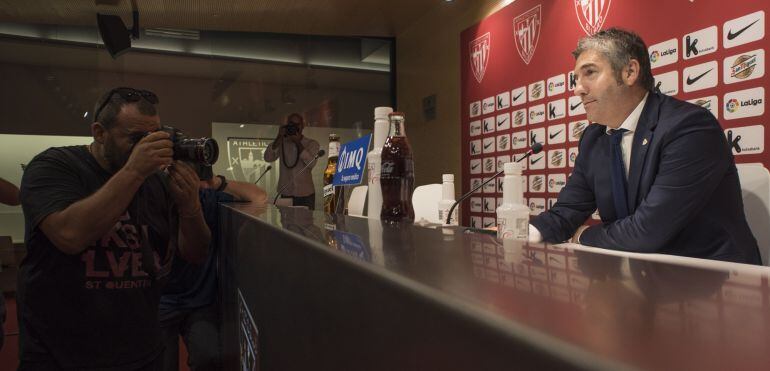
[218, 203, 770, 371]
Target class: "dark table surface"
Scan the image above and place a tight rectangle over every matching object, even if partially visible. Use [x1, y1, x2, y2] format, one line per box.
[225, 203, 770, 370]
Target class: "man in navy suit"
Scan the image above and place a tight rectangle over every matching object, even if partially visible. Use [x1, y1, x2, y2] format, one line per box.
[529, 28, 761, 265]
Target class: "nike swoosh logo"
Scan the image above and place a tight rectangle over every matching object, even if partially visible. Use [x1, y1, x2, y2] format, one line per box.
[727, 19, 760, 40]
[484, 142, 493, 149]
[549, 130, 564, 139]
[483, 222, 495, 228]
[513, 91, 524, 101]
[471, 163, 480, 169]
[686, 68, 713, 85]
[530, 156, 543, 165]
[570, 102, 582, 111]
[497, 117, 508, 126]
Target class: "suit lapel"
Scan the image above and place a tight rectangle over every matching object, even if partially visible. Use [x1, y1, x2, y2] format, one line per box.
[627, 92, 661, 213]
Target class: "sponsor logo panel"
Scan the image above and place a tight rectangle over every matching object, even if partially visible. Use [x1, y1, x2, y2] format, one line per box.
[497, 112, 511, 131]
[482, 96, 496, 114]
[682, 60, 718, 93]
[529, 104, 546, 124]
[649, 38, 679, 69]
[470, 197, 482, 212]
[724, 125, 764, 155]
[653, 70, 679, 96]
[724, 49, 765, 84]
[482, 136, 496, 154]
[529, 127, 546, 149]
[568, 95, 585, 116]
[483, 156, 496, 173]
[529, 174, 546, 193]
[547, 99, 566, 121]
[470, 139, 481, 155]
[470, 159, 482, 174]
[569, 120, 589, 142]
[512, 108, 527, 128]
[548, 149, 566, 169]
[529, 80, 545, 101]
[568, 147, 579, 167]
[497, 133, 511, 152]
[496, 155, 511, 172]
[723, 11, 765, 49]
[548, 174, 567, 193]
[529, 198, 546, 216]
[483, 117, 495, 134]
[548, 124, 567, 144]
[497, 91, 511, 110]
[683, 25, 718, 60]
[547, 74, 566, 96]
[511, 86, 527, 106]
[724, 87, 765, 120]
[512, 130, 528, 149]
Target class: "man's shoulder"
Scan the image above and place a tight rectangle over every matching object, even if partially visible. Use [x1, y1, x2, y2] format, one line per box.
[654, 93, 718, 130]
[31, 146, 87, 163]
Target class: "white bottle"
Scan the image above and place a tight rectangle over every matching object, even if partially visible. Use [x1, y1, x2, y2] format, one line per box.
[367, 106, 393, 219]
[496, 162, 529, 240]
[437, 174, 458, 225]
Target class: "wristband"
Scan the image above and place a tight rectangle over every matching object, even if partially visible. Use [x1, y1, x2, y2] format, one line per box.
[215, 175, 228, 192]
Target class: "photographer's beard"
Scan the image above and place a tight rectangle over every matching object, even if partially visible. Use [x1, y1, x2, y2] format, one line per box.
[102, 135, 131, 173]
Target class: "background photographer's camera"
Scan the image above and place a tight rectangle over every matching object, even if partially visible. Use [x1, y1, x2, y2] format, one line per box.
[284, 123, 300, 137]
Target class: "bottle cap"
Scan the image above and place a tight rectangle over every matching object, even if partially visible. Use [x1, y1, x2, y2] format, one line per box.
[504, 162, 522, 175]
[374, 107, 393, 119]
[442, 174, 454, 182]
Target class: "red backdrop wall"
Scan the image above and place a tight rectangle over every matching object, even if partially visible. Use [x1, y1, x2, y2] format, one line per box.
[460, 0, 768, 227]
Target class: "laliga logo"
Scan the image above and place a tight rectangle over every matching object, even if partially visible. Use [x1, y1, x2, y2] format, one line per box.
[569, 152, 577, 162]
[649, 50, 660, 63]
[548, 82, 555, 92]
[726, 98, 739, 113]
[726, 97, 764, 112]
[470, 33, 491, 83]
[574, 0, 612, 35]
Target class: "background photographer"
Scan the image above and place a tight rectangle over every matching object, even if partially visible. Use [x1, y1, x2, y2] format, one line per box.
[17, 87, 210, 370]
[263, 113, 320, 209]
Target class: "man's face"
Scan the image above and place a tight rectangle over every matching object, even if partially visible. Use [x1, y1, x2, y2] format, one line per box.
[573, 49, 631, 127]
[285, 115, 304, 135]
[103, 104, 161, 172]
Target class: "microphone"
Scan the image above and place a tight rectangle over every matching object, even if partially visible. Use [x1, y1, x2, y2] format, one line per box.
[445, 142, 543, 225]
[273, 149, 326, 205]
[254, 165, 272, 184]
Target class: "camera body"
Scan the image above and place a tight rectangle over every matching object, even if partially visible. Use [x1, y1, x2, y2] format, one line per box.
[156, 126, 219, 167]
[284, 123, 300, 137]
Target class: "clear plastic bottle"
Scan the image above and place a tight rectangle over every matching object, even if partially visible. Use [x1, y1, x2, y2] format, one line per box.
[496, 162, 529, 240]
[437, 174, 458, 225]
[367, 107, 393, 219]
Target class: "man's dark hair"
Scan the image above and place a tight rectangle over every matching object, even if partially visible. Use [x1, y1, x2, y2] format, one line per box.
[93, 89, 158, 129]
[572, 27, 654, 91]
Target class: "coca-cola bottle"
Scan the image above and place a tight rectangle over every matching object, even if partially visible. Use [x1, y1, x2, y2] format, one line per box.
[380, 112, 415, 223]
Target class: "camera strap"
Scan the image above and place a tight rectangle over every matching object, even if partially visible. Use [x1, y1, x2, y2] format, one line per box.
[281, 140, 301, 169]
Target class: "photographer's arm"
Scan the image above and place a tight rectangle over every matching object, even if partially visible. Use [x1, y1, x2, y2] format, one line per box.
[39, 133, 173, 254]
[298, 138, 320, 165]
[264, 126, 285, 163]
[169, 162, 210, 264]
[0, 177, 20, 206]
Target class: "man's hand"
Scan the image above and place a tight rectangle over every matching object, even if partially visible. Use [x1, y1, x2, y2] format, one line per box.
[168, 162, 201, 216]
[123, 131, 173, 179]
[199, 175, 223, 190]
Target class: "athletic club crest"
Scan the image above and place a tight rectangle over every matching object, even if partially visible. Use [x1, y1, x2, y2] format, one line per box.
[470, 33, 491, 83]
[513, 5, 542, 65]
[574, 0, 612, 35]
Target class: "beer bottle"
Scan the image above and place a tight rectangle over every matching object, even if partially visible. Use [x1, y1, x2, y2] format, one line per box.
[323, 134, 343, 214]
[380, 112, 415, 223]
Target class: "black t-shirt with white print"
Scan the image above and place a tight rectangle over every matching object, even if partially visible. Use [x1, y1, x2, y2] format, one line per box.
[18, 145, 176, 370]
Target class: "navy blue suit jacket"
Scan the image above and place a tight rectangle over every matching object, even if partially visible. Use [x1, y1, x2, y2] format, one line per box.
[531, 92, 761, 265]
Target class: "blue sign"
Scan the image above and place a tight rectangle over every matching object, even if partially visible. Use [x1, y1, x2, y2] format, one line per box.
[333, 230, 371, 262]
[333, 134, 371, 186]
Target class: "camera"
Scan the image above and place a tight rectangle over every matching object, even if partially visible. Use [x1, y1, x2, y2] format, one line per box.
[284, 122, 300, 137]
[157, 126, 219, 167]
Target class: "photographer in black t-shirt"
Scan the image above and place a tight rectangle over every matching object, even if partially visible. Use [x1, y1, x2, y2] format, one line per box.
[18, 87, 211, 370]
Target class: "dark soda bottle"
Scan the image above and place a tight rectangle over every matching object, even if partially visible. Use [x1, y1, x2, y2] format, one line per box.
[380, 112, 415, 223]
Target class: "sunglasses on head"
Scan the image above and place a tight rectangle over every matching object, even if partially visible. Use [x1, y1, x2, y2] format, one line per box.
[93, 87, 159, 123]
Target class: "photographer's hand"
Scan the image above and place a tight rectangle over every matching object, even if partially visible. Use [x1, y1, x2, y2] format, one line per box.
[123, 131, 173, 179]
[168, 161, 201, 215]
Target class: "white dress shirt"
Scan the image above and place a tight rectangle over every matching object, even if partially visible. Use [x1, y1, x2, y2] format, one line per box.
[528, 93, 649, 243]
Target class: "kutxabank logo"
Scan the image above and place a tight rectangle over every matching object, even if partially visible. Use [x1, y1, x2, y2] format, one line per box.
[514, 5, 542, 65]
[574, 0, 611, 35]
[470, 33, 491, 83]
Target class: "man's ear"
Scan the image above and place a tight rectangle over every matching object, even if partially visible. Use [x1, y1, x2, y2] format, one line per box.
[623, 59, 641, 87]
[91, 122, 107, 144]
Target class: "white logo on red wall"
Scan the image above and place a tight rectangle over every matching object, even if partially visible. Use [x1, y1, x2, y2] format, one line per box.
[470, 33, 491, 83]
[514, 5, 542, 65]
[574, 0, 612, 35]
